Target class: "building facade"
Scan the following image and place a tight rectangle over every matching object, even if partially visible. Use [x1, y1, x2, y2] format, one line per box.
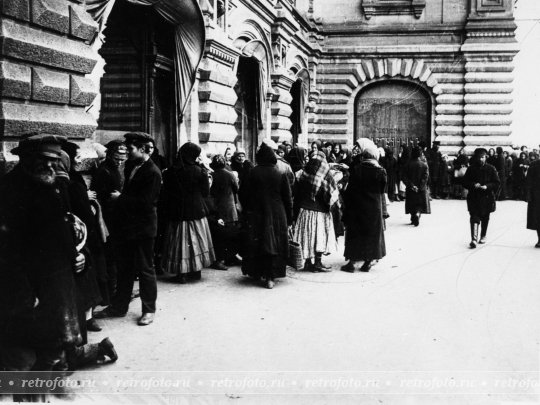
[0, 0, 518, 169]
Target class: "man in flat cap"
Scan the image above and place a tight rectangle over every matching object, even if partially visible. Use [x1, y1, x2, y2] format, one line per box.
[95, 132, 161, 326]
[0, 134, 85, 375]
[463, 148, 500, 248]
[90, 140, 127, 303]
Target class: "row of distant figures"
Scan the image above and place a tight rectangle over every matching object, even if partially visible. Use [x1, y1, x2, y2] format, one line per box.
[362, 136, 424, 157]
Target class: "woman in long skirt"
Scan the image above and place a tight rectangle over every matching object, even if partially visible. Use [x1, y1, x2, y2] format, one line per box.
[341, 147, 387, 272]
[293, 151, 340, 271]
[403, 146, 431, 226]
[527, 158, 540, 247]
[161, 142, 215, 283]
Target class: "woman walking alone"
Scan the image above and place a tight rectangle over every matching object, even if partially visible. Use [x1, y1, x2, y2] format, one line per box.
[403, 146, 430, 226]
[293, 151, 340, 271]
[241, 143, 293, 289]
[161, 143, 215, 283]
[463, 148, 500, 248]
[341, 147, 387, 273]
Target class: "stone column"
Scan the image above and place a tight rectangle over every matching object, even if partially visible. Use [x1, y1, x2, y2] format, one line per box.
[461, 0, 518, 154]
[0, 0, 99, 172]
[197, 23, 241, 155]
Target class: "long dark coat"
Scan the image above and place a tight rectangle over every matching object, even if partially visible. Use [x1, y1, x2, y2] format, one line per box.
[403, 158, 431, 214]
[242, 163, 293, 279]
[161, 163, 209, 222]
[526, 160, 540, 230]
[0, 166, 81, 349]
[211, 167, 239, 223]
[343, 160, 387, 261]
[381, 155, 398, 197]
[463, 162, 500, 217]
[58, 174, 104, 315]
[116, 158, 162, 240]
[91, 158, 124, 232]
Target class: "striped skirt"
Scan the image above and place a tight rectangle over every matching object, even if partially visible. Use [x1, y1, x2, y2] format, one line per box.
[293, 208, 337, 260]
[162, 218, 216, 275]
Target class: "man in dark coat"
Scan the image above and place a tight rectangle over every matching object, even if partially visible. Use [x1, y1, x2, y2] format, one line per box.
[463, 148, 500, 248]
[427, 142, 442, 198]
[95, 132, 162, 326]
[242, 143, 293, 289]
[526, 158, 540, 247]
[493, 146, 507, 200]
[403, 146, 431, 226]
[342, 147, 387, 273]
[90, 140, 127, 299]
[0, 134, 84, 375]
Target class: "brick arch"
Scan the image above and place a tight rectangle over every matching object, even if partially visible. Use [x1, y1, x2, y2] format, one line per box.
[314, 58, 440, 145]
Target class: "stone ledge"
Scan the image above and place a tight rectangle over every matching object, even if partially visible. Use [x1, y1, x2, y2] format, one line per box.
[198, 122, 238, 143]
[70, 75, 97, 106]
[464, 104, 513, 114]
[464, 93, 512, 104]
[199, 103, 237, 125]
[319, 84, 354, 96]
[271, 115, 292, 131]
[1, 20, 98, 74]
[32, 68, 69, 104]
[431, 73, 464, 84]
[1, 0, 29, 21]
[70, 3, 98, 42]
[436, 115, 463, 126]
[435, 104, 463, 114]
[32, 0, 69, 34]
[465, 61, 514, 73]
[464, 115, 512, 126]
[464, 83, 513, 94]
[463, 126, 512, 137]
[433, 135, 463, 146]
[436, 94, 464, 104]
[436, 126, 464, 137]
[464, 72, 513, 83]
[0, 61, 31, 100]
[198, 81, 237, 106]
[462, 135, 512, 147]
[0, 102, 96, 138]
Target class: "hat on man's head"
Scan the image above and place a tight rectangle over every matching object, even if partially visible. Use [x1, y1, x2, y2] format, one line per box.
[262, 138, 278, 151]
[124, 132, 153, 145]
[105, 139, 127, 157]
[11, 133, 66, 158]
[473, 147, 488, 157]
[62, 141, 80, 162]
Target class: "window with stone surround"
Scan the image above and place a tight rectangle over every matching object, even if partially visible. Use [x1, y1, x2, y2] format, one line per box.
[361, 0, 427, 20]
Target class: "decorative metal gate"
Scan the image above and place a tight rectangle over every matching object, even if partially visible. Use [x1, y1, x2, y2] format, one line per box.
[355, 81, 431, 156]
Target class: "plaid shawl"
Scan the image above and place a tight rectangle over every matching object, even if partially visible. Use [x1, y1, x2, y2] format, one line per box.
[299, 151, 340, 208]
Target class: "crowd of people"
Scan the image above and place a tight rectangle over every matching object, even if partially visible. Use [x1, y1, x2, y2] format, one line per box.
[1, 131, 540, 398]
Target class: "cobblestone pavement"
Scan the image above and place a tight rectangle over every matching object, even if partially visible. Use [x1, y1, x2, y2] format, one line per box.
[19, 199, 540, 404]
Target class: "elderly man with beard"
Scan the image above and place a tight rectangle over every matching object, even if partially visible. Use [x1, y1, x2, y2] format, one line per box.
[0, 134, 85, 380]
[95, 132, 161, 326]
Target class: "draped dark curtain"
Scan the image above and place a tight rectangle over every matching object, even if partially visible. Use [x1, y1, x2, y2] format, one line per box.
[85, 0, 205, 119]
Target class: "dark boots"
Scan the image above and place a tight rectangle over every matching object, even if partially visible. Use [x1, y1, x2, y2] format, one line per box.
[313, 253, 331, 272]
[470, 223, 479, 248]
[479, 219, 489, 244]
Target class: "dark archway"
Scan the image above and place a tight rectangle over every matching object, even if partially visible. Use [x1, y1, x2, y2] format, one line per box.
[354, 80, 432, 156]
[98, 0, 176, 162]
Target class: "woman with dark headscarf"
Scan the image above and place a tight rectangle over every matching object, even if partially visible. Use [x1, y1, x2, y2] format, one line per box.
[161, 142, 215, 283]
[286, 146, 307, 177]
[208, 154, 239, 270]
[230, 148, 254, 211]
[381, 147, 398, 201]
[58, 143, 106, 334]
[403, 146, 430, 226]
[513, 151, 530, 201]
[241, 143, 293, 289]
[293, 151, 340, 271]
[341, 147, 387, 272]
[463, 148, 500, 248]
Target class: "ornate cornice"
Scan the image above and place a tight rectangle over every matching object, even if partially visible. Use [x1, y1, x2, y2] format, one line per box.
[361, 0, 426, 20]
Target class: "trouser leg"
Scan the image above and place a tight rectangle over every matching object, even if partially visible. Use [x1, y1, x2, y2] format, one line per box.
[480, 215, 490, 238]
[111, 240, 136, 314]
[135, 238, 157, 314]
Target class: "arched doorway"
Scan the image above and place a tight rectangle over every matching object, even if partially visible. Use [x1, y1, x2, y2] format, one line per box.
[234, 39, 268, 161]
[354, 80, 432, 155]
[98, 1, 176, 162]
[289, 68, 310, 146]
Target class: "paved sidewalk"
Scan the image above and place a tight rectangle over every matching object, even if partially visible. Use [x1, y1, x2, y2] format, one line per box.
[36, 200, 540, 404]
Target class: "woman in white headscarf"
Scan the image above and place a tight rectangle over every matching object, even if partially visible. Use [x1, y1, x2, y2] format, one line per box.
[341, 146, 387, 273]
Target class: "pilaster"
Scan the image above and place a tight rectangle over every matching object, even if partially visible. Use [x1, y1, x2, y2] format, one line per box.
[270, 73, 294, 142]
[461, 0, 518, 154]
[197, 22, 241, 150]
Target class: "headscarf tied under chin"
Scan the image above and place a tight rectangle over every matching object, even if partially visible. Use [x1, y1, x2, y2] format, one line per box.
[299, 151, 340, 208]
[56, 150, 71, 180]
[177, 142, 201, 168]
[361, 146, 381, 166]
[286, 146, 306, 173]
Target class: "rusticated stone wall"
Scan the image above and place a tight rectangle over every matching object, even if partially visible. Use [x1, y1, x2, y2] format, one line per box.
[0, 0, 100, 170]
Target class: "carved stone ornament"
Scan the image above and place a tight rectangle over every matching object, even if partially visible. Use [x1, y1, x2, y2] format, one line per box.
[361, 0, 426, 20]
